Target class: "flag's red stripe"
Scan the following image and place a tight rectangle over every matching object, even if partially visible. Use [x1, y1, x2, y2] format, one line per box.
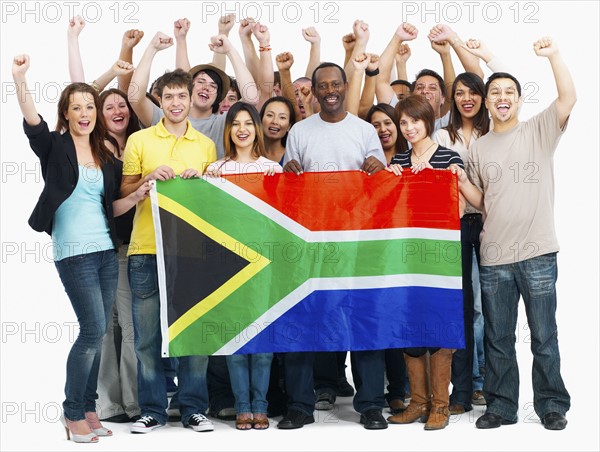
[223, 170, 460, 231]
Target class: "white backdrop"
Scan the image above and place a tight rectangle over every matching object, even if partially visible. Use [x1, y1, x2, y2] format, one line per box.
[1, 1, 598, 451]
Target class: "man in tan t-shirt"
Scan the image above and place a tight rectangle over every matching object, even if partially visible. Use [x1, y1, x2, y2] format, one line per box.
[455, 37, 576, 431]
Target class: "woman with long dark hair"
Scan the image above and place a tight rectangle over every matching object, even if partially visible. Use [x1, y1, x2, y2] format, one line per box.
[259, 96, 296, 166]
[12, 54, 149, 443]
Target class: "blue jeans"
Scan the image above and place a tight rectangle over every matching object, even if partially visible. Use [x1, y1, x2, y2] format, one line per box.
[226, 353, 273, 414]
[480, 253, 570, 421]
[472, 250, 485, 392]
[55, 249, 118, 421]
[128, 254, 209, 426]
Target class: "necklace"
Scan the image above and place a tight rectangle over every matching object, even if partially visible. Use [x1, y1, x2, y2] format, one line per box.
[412, 142, 437, 163]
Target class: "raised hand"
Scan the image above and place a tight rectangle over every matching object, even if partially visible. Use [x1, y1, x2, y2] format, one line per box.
[430, 39, 450, 56]
[208, 34, 231, 54]
[12, 54, 30, 76]
[352, 19, 370, 42]
[342, 33, 356, 53]
[67, 15, 85, 38]
[396, 43, 411, 63]
[239, 17, 255, 38]
[150, 32, 174, 51]
[460, 38, 491, 60]
[218, 13, 236, 35]
[428, 24, 457, 44]
[533, 36, 558, 57]
[302, 27, 321, 44]
[173, 18, 191, 40]
[395, 22, 418, 41]
[368, 53, 380, 72]
[275, 51, 294, 71]
[112, 59, 134, 76]
[251, 21, 270, 46]
[122, 29, 144, 49]
[352, 52, 370, 72]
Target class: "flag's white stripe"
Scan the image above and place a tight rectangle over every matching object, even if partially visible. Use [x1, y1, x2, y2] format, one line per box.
[215, 274, 462, 355]
[203, 176, 459, 242]
[150, 184, 172, 358]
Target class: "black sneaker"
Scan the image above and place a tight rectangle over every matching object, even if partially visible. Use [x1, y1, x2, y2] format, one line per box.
[130, 415, 164, 433]
[186, 413, 214, 432]
[315, 392, 335, 410]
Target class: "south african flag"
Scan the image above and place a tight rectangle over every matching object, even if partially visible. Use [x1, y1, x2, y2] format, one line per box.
[150, 170, 464, 357]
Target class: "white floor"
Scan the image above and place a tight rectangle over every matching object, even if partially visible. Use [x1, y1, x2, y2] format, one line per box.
[2, 374, 597, 452]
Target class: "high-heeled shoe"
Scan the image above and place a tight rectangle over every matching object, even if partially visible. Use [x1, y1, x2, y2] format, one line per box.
[60, 415, 99, 443]
[85, 412, 113, 437]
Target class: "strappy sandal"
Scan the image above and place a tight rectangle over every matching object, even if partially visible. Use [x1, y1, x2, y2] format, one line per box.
[235, 414, 253, 431]
[252, 414, 269, 430]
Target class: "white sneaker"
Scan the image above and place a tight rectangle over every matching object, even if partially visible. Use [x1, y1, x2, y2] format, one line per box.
[131, 415, 164, 433]
[187, 413, 214, 432]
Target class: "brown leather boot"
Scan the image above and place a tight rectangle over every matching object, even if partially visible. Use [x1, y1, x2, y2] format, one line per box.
[424, 348, 453, 430]
[388, 353, 430, 424]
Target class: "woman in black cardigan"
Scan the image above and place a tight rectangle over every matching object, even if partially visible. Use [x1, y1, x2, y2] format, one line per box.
[12, 54, 149, 443]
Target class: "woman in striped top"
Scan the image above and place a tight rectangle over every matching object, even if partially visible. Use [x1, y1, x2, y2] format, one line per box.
[386, 94, 463, 431]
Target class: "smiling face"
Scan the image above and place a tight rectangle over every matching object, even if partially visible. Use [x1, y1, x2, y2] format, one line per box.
[191, 71, 219, 112]
[485, 77, 521, 128]
[102, 93, 130, 135]
[160, 85, 191, 125]
[231, 110, 256, 152]
[399, 113, 428, 146]
[370, 111, 398, 152]
[64, 91, 97, 137]
[261, 101, 291, 141]
[414, 75, 445, 118]
[454, 81, 483, 120]
[313, 66, 347, 119]
[219, 88, 239, 115]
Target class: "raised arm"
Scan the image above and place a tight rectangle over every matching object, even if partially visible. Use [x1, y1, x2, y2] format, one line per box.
[118, 28, 144, 93]
[174, 18, 191, 71]
[209, 34, 258, 105]
[238, 17, 260, 83]
[302, 27, 321, 78]
[67, 15, 86, 82]
[376, 23, 418, 104]
[92, 60, 134, 92]
[129, 32, 174, 127]
[533, 37, 576, 128]
[251, 21, 274, 109]
[429, 39, 455, 116]
[359, 54, 379, 119]
[346, 52, 369, 116]
[395, 43, 411, 82]
[12, 55, 40, 126]
[213, 14, 236, 71]
[344, 20, 370, 83]
[342, 33, 356, 68]
[429, 24, 483, 78]
[275, 52, 302, 120]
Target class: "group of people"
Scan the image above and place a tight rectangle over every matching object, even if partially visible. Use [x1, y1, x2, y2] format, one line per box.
[12, 14, 574, 443]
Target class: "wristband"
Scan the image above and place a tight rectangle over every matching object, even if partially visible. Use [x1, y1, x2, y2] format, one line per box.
[90, 80, 101, 92]
[365, 67, 380, 77]
[259, 45, 272, 52]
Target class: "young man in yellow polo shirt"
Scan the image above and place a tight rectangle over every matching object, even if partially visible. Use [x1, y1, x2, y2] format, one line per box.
[121, 68, 217, 433]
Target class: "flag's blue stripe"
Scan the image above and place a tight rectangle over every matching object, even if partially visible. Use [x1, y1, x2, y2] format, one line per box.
[235, 286, 465, 354]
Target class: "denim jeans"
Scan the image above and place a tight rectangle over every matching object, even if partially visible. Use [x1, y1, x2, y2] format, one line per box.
[450, 213, 482, 408]
[480, 253, 570, 421]
[55, 249, 118, 421]
[284, 350, 385, 415]
[128, 254, 209, 426]
[472, 250, 485, 392]
[226, 353, 273, 414]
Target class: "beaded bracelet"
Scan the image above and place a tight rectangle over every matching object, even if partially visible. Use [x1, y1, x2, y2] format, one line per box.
[259, 45, 272, 52]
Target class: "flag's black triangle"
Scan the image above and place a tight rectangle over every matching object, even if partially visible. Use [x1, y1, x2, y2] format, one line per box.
[159, 208, 250, 326]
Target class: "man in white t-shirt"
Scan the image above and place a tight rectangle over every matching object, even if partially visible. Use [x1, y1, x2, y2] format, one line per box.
[279, 62, 387, 431]
[457, 37, 576, 431]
